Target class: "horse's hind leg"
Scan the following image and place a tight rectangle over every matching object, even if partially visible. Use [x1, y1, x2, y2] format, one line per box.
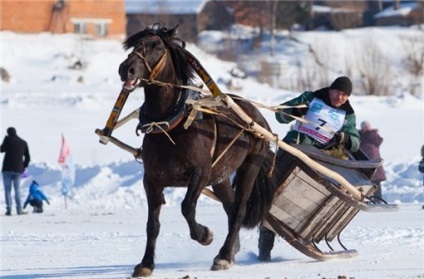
[132, 176, 164, 278]
[182, 167, 213, 246]
[212, 179, 240, 261]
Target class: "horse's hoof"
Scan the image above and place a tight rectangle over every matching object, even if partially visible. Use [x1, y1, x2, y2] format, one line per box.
[200, 229, 213, 246]
[211, 258, 232, 271]
[132, 265, 153, 277]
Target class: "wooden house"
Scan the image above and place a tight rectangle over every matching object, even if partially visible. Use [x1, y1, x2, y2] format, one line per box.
[0, 0, 126, 38]
[125, 0, 233, 41]
[374, 1, 423, 26]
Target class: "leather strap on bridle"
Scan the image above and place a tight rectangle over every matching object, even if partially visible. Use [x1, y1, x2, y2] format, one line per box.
[131, 46, 168, 82]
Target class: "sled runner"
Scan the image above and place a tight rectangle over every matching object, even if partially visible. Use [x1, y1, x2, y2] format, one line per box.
[263, 144, 398, 260]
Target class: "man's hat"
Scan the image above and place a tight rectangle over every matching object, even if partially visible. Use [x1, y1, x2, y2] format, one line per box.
[330, 76, 352, 96]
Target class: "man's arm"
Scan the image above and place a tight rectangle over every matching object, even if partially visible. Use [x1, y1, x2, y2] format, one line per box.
[275, 91, 314, 124]
[0, 136, 9, 153]
[341, 113, 360, 152]
[23, 142, 30, 168]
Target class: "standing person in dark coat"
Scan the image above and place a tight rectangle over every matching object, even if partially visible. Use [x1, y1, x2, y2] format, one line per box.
[1, 127, 30, 215]
[359, 121, 386, 201]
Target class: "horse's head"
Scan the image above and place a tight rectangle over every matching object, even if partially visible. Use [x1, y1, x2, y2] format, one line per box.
[118, 24, 193, 91]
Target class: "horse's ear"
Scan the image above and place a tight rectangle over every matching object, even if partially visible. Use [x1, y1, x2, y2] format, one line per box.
[167, 24, 179, 37]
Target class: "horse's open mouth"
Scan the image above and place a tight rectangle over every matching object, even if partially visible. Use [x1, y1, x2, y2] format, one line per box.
[123, 78, 140, 90]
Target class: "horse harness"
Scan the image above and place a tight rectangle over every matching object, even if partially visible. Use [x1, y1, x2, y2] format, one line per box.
[128, 36, 258, 165]
[137, 88, 189, 135]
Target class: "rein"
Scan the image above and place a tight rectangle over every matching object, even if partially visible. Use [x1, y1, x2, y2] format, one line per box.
[130, 40, 168, 82]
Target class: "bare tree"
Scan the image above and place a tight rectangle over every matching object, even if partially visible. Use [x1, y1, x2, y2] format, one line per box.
[293, 60, 322, 91]
[357, 41, 393, 96]
[401, 34, 424, 96]
[402, 34, 424, 77]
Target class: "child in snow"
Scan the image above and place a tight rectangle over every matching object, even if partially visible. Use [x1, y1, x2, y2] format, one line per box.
[23, 180, 50, 213]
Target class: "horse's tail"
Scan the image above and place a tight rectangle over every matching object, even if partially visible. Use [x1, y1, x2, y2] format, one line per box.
[242, 149, 276, 228]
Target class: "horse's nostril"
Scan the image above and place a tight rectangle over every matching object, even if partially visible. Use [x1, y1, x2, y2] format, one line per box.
[129, 67, 135, 76]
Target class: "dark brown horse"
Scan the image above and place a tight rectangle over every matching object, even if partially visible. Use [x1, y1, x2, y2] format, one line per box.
[118, 24, 275, 277]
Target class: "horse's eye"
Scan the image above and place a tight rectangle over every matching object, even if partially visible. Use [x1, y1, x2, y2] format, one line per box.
[153, 42, 163, 51]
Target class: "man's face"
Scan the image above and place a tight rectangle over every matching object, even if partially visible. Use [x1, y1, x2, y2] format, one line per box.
[329, 89, 349, 108]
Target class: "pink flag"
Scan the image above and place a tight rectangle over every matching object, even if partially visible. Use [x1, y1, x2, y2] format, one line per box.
[58, 134, 70, 165]
[58, 134, 75, 197]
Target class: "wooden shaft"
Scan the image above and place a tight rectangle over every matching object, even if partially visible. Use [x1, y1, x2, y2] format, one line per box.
[95, 129, 142, 159]
[98, 88, 132, 144]
[187, 54, 223, 99]
[201, 188, 221, 202]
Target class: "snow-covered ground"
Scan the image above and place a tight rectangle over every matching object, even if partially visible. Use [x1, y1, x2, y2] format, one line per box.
[2, 204, 423, 279]
[1, 26, 424, 278]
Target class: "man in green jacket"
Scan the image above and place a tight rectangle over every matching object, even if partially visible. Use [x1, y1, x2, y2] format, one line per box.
[258, 76, 360, 261]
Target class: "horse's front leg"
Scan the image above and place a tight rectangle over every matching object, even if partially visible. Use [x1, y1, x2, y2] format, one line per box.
[212, 159, 261, 271]
[182, 167, 213, 246]
[132, 176, 164, 278]
[212, 179, 240, 262]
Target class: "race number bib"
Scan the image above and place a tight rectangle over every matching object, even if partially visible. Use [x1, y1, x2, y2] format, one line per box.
[293, 98, 346, 144]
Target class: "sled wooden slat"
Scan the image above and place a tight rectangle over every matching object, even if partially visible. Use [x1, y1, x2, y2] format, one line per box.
[322, 205, 358, 242]
[270, 167, 334, 233]
[299, 195, 343, 240]
[314, 203, 354, 242]
[265, 145, 398, 260]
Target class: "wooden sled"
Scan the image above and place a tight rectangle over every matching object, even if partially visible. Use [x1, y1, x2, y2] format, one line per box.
[263, 144, 398, 261]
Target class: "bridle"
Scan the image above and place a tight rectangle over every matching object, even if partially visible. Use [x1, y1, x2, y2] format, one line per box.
[128, 35, 188, 137]
[128, 36, 169, 83]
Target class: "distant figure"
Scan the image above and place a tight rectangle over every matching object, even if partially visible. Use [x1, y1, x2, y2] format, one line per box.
[359, 121, 386, 201]
[1, 127, 30, 216]
[0, 67, 11, 82]
[419, 145, 424, 184]
[419, 145, 424, 209]
[23, 180, 50, 213]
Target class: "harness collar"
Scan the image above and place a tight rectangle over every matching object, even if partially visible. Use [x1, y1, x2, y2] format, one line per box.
[138, 89, 188, 134]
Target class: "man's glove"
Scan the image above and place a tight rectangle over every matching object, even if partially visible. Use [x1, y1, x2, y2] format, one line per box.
[291, 106, 308, 117]
[332, 132, 348, 145]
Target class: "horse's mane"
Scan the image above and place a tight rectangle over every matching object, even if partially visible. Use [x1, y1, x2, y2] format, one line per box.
[123, 23, 195, 84]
